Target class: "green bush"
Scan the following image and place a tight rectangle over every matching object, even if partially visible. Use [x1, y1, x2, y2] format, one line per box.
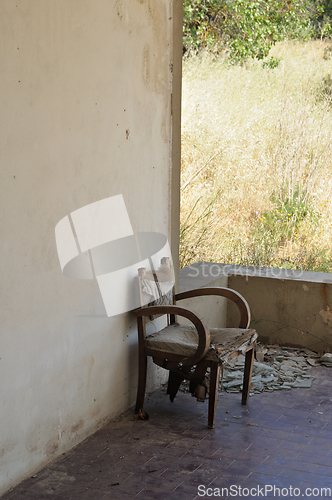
[183, 0, 316, 61]
[262, 56, 281, 68]
[254, 186, 318, 243]
[224, 186, 322, 269]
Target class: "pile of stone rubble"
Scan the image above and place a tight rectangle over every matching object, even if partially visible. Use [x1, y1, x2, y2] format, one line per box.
[222, 345, 332, 394]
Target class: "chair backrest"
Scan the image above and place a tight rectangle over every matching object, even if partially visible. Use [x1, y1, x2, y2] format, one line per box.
[137, 257, 175, 308]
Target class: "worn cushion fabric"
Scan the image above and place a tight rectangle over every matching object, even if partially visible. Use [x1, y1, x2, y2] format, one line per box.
[145, 324, 257, 363]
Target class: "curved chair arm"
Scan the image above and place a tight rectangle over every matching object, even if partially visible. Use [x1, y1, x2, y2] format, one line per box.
[133, 304, 211, 366]
[175, 287, 251, 329]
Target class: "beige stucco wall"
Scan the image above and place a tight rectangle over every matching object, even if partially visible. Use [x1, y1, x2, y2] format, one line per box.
[0, 0, 182, 494]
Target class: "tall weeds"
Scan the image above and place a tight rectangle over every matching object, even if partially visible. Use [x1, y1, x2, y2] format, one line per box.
[180, 41, 332, 271]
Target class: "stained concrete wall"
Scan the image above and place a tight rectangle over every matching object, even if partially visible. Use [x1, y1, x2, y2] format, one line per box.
[0, 0, 182, 494]
[227, 267, 332, 353]
[180, 263, 332, 353]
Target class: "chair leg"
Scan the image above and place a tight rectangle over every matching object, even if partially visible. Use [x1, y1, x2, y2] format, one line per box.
[135, 352, 147, 412]
[208, 362, 221, 429]
[166, 371, 172, 394]
[242, 344, 255, 405]
[167, 371, 184, 402]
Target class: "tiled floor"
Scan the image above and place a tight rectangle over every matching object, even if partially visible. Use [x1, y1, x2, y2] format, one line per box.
[3, 366, 332, 500]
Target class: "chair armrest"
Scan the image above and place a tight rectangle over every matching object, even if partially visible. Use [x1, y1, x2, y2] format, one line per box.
[175, 287, 251, 329]
[133, 305, 210, 366]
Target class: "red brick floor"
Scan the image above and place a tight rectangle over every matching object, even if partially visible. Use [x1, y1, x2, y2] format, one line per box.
[2, 366, 332, 499]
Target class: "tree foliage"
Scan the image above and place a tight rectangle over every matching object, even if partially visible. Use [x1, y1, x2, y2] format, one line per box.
[312, 0, 332, 37]
[183, 0, 317, 61]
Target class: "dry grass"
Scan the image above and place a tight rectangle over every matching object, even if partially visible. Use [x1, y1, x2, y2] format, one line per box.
[180, 40, 332, 271]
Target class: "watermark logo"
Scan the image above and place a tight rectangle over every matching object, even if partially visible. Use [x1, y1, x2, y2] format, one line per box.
[55, 194, 173, 317]
[186, 260, 304, 280]
[197, 484, 332, 497]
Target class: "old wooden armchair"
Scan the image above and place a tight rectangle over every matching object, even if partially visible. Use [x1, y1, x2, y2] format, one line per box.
[133, 258, 257, 429]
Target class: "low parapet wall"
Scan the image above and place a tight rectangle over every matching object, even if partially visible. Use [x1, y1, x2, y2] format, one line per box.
[179, 262, 332, 353]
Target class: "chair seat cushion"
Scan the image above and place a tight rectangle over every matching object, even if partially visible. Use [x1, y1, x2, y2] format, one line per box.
[145, 324, 257, 363]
